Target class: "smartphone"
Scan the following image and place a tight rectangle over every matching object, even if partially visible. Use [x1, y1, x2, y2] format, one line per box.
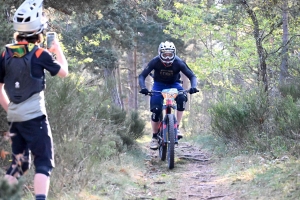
[46, 32, 57, 49]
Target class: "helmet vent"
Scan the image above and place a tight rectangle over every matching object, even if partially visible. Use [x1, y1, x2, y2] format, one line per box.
[30, 3, 36, 10]
[16, 17, 24, 22]
[24, 17, 31, 22]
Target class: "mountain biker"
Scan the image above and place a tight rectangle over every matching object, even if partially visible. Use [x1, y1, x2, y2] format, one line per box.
[138, 41, 199, 150]
[0, 0, 68, 200]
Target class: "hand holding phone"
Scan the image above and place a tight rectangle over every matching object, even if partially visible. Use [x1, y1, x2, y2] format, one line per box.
[46, 32, 57, 49]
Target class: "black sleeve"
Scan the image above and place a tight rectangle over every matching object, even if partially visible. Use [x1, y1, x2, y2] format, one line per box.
[38, 50, 61, 76]
[138, 61, 155, 89]
[180, 61, 197, 88]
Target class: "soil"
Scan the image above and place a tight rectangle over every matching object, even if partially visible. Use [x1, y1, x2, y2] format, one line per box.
[130, 141, 237, 200]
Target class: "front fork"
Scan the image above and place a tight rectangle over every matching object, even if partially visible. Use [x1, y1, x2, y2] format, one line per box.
[162, 116, 178, 145]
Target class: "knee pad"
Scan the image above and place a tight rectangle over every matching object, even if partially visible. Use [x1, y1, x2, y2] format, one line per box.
[176, 93, 188, 111]
[35, 166, 53, 177]
[150, 106, 162, 122]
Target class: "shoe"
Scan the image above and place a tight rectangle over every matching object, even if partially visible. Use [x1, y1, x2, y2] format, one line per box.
[177, 129, 183, 139]
[150, 138, 159, 150]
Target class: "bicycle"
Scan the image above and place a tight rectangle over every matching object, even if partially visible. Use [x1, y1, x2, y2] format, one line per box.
[147, 88, 190, 169]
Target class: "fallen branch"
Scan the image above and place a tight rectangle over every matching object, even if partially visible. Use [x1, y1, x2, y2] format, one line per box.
[207, 193, 234, 199]
[178, 156, 210, 162]
[153, 181, 165, 184]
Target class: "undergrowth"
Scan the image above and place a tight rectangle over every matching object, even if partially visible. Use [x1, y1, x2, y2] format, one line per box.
[208, 87, 300, 158]
[0, 71, 146, 199]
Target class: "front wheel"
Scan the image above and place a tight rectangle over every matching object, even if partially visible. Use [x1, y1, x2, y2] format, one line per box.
[159, 142, 167, 161]
[167, 114, 175, 169]
[159, 125, 167, 161]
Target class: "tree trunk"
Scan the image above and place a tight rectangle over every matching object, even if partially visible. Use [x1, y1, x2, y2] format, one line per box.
[279, 0, 289, 85]
[127, 52, 134, 110]
[241, 0, 268, 92]
[104, 68, 122, 108]
[142, 53, 151, 109]
[133, 44, 138, 110]
[116, 66, 124, 110]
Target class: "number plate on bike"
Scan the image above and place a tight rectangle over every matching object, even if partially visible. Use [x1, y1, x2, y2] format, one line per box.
[161, 88, 178, 100]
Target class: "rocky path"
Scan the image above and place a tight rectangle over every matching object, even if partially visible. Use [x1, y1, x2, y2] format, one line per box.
[135, 142, 236, 200]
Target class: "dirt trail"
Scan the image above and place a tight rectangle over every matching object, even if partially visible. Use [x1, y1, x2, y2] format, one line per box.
[134, 141, 236, 200]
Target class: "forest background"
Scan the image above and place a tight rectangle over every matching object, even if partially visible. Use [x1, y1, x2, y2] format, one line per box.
[0, 0, 300, 199]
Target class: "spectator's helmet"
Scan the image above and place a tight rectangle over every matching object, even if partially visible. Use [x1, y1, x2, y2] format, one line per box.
[158, 41, 176, 66]
[13, 0, 45, 37]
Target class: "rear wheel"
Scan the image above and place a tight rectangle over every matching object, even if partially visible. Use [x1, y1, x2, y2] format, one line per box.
[167, 114, 175, 169]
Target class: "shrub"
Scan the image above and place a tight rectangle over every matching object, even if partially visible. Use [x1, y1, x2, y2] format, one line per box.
[0, 178, 23, 200]
[209, 86, 300, 157]
[278, 79, 300, 100]
[117, 111, 145, 146]
[271, 95, 300, 156]
[209, 88, 269, 144]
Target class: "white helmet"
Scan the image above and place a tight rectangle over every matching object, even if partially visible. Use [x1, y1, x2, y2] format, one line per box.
[158, 41, 176, 65]
[13, 0, 44, 37]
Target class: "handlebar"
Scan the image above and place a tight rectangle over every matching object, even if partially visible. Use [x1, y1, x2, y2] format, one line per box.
[146, 89, 193, 96]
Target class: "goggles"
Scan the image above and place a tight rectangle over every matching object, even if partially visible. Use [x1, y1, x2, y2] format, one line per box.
[161, 51, 174, 60]
[6, 45, 28, 58]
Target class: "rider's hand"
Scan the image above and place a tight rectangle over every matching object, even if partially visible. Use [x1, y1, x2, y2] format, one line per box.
[139, 88, 149, 95]
[189, 88, 199, 94]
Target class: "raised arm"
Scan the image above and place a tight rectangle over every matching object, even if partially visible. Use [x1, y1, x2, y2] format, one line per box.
[0, 83, 9, 112]
[48, 39, 68, 78]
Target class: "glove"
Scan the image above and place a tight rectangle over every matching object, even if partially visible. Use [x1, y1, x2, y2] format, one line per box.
[189, 88, 199, 94]
[139, 88, 149, 95]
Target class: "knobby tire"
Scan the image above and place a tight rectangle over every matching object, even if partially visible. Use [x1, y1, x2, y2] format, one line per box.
[158, 113, 167, 161]
[167, 114, 175, 169]
[159, 127, 167, 161]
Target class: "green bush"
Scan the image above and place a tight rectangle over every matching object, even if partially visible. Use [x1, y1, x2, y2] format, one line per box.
[117, 111, 145, 146]
[278, 79, 300, 100]
[0, 178, 23, 200]
[209, 88, 269, 144]
[271, 95, 300, 156]
[209, 86, 300, 157]
[210, 101, 250, 142]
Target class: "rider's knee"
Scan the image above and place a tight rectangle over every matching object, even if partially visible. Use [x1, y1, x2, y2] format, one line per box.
[35, 166, 53, 177]
[151, 113, 160, 122]
[150, 106, 162, 122]
[176, 93, 188, 111]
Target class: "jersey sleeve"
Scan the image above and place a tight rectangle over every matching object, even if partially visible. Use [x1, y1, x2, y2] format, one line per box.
[179, 61, 197, 88]
[37, 50, 61, 76]
[138, 59, 155, 89]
